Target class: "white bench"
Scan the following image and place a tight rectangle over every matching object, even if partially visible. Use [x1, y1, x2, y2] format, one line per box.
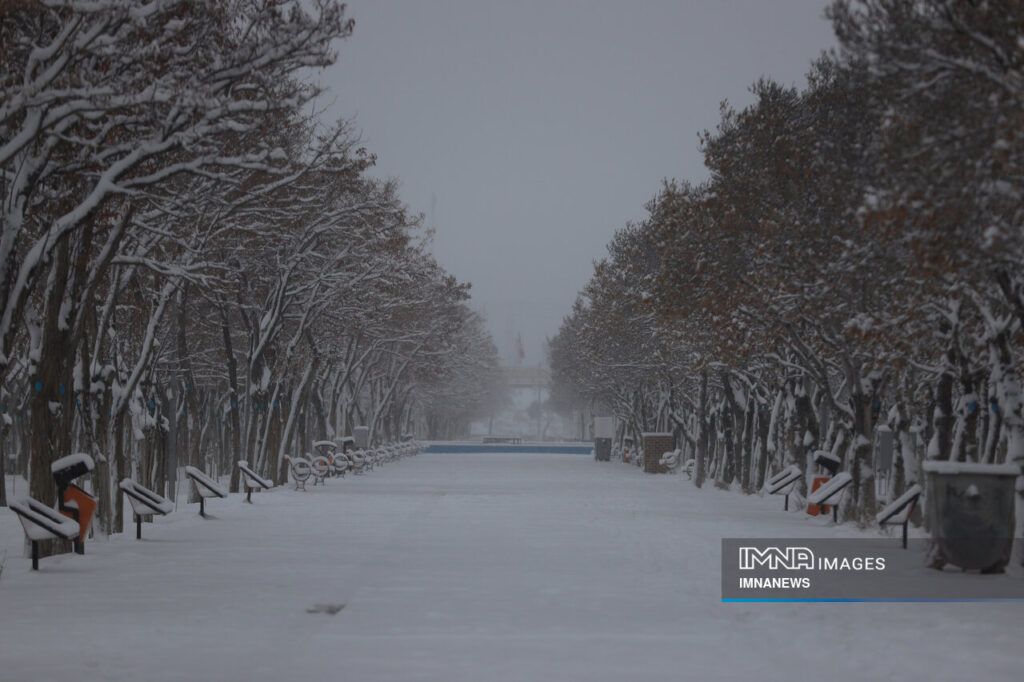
[659, 449, 680, 471]
[10, 498, 80, 570]
[286, 456, 313, 490]
[876, 484, 922, 549]
[237, 461, 273, 503]
[765, 464, 803, 510]
[311, 456, 331, 486]
[119, 479, 173, 539]
[348, 450, 368, 475]
[331, 452, 351, 478]
[183, 465, 228, 517]
[807, 472, 853, 523]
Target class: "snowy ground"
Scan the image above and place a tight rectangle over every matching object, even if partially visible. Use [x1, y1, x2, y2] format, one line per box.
[2, 453, 1022, 681]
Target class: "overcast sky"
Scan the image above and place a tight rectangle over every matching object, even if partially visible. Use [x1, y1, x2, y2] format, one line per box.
[321, 0, 835, 365]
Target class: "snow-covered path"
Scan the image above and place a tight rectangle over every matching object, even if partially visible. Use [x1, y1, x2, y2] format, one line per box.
[2, 452, 1022, 681]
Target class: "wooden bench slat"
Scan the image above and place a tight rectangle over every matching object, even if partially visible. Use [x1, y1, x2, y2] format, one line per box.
[10, 498, 80, 541]
[237, 461, 272, 490]
[119, 479, 174, 515]
[183, 466, 228, 498]
[807, 472, 853, 506]
[877, 484, 922, 525]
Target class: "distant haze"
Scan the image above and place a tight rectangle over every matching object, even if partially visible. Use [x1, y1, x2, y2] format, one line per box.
[321, 0, 835, 365]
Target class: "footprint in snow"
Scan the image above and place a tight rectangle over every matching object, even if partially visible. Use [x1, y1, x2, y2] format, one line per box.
[306, 603, 345, 615]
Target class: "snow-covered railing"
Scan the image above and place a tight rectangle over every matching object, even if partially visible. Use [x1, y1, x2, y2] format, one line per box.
[807, 472, 853, 523]
[119, 479, 174, 539]
[10, 498, 80, 570]
[876, 484, 921, 549]
[184, 466, 228, 517]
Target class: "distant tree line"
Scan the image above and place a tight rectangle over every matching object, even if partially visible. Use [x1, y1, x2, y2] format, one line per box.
[550, 0, 1024, 522]
[0, 1, 504, 538]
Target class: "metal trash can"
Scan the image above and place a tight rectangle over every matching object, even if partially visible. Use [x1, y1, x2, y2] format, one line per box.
[593, 417, 614, 462]
[922, 460, 1019, 572]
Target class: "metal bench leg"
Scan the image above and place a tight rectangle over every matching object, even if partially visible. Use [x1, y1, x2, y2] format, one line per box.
[784, 494, 789, 512]
[832, 504, 838, 523]
[902, 520, 908, 549]
[136, 514, 142, 540]
[246, 488, 253, 504]
[199, 497, 206, 518]
[31, 540, 39, 571]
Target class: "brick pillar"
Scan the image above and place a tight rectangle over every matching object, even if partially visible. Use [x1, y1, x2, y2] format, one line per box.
[642, 432, 673, 474]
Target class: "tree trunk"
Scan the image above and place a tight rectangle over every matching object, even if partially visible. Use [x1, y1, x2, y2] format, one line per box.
[221, 310, 243, 492]
[694, 369, 708, 488]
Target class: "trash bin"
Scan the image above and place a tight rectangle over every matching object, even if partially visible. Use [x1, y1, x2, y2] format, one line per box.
[922, 460, 1019, 572]
[353, 426, 370, 450]
[594, 438, 612, 462]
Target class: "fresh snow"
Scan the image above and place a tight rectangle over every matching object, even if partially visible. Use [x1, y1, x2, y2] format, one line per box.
[50, 452, 94, 473]
[2, 453, 1023, 681]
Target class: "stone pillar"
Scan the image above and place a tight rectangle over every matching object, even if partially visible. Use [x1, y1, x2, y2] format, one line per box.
[642, 432, 673, 474]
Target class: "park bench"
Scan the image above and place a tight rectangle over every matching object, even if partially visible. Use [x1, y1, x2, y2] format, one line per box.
[807, 472, 853, 523]
[311, 456, 331, 486]
[331, 452, 351, 477]
[765, 464, 803, 511]
[286, 456, 313, 490]
[313, 440, 337, 462]
[348, 449, 368, 474]
[10, 498, 81, 570]
[237, 461, 273, 503]
[119, 479, 174, 539]
[876, 483, 921, 549]
[659, 449, 680, 471]
[314, 440, 337, 453]
[183, 465, 228, 517]
[312, 441, 347, 477]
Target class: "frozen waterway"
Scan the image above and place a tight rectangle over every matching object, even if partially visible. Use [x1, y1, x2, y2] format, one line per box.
[1, 452, 1022, 681]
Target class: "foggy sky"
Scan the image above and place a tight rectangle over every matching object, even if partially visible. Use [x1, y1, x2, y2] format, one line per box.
[321, 1, 835, 365]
